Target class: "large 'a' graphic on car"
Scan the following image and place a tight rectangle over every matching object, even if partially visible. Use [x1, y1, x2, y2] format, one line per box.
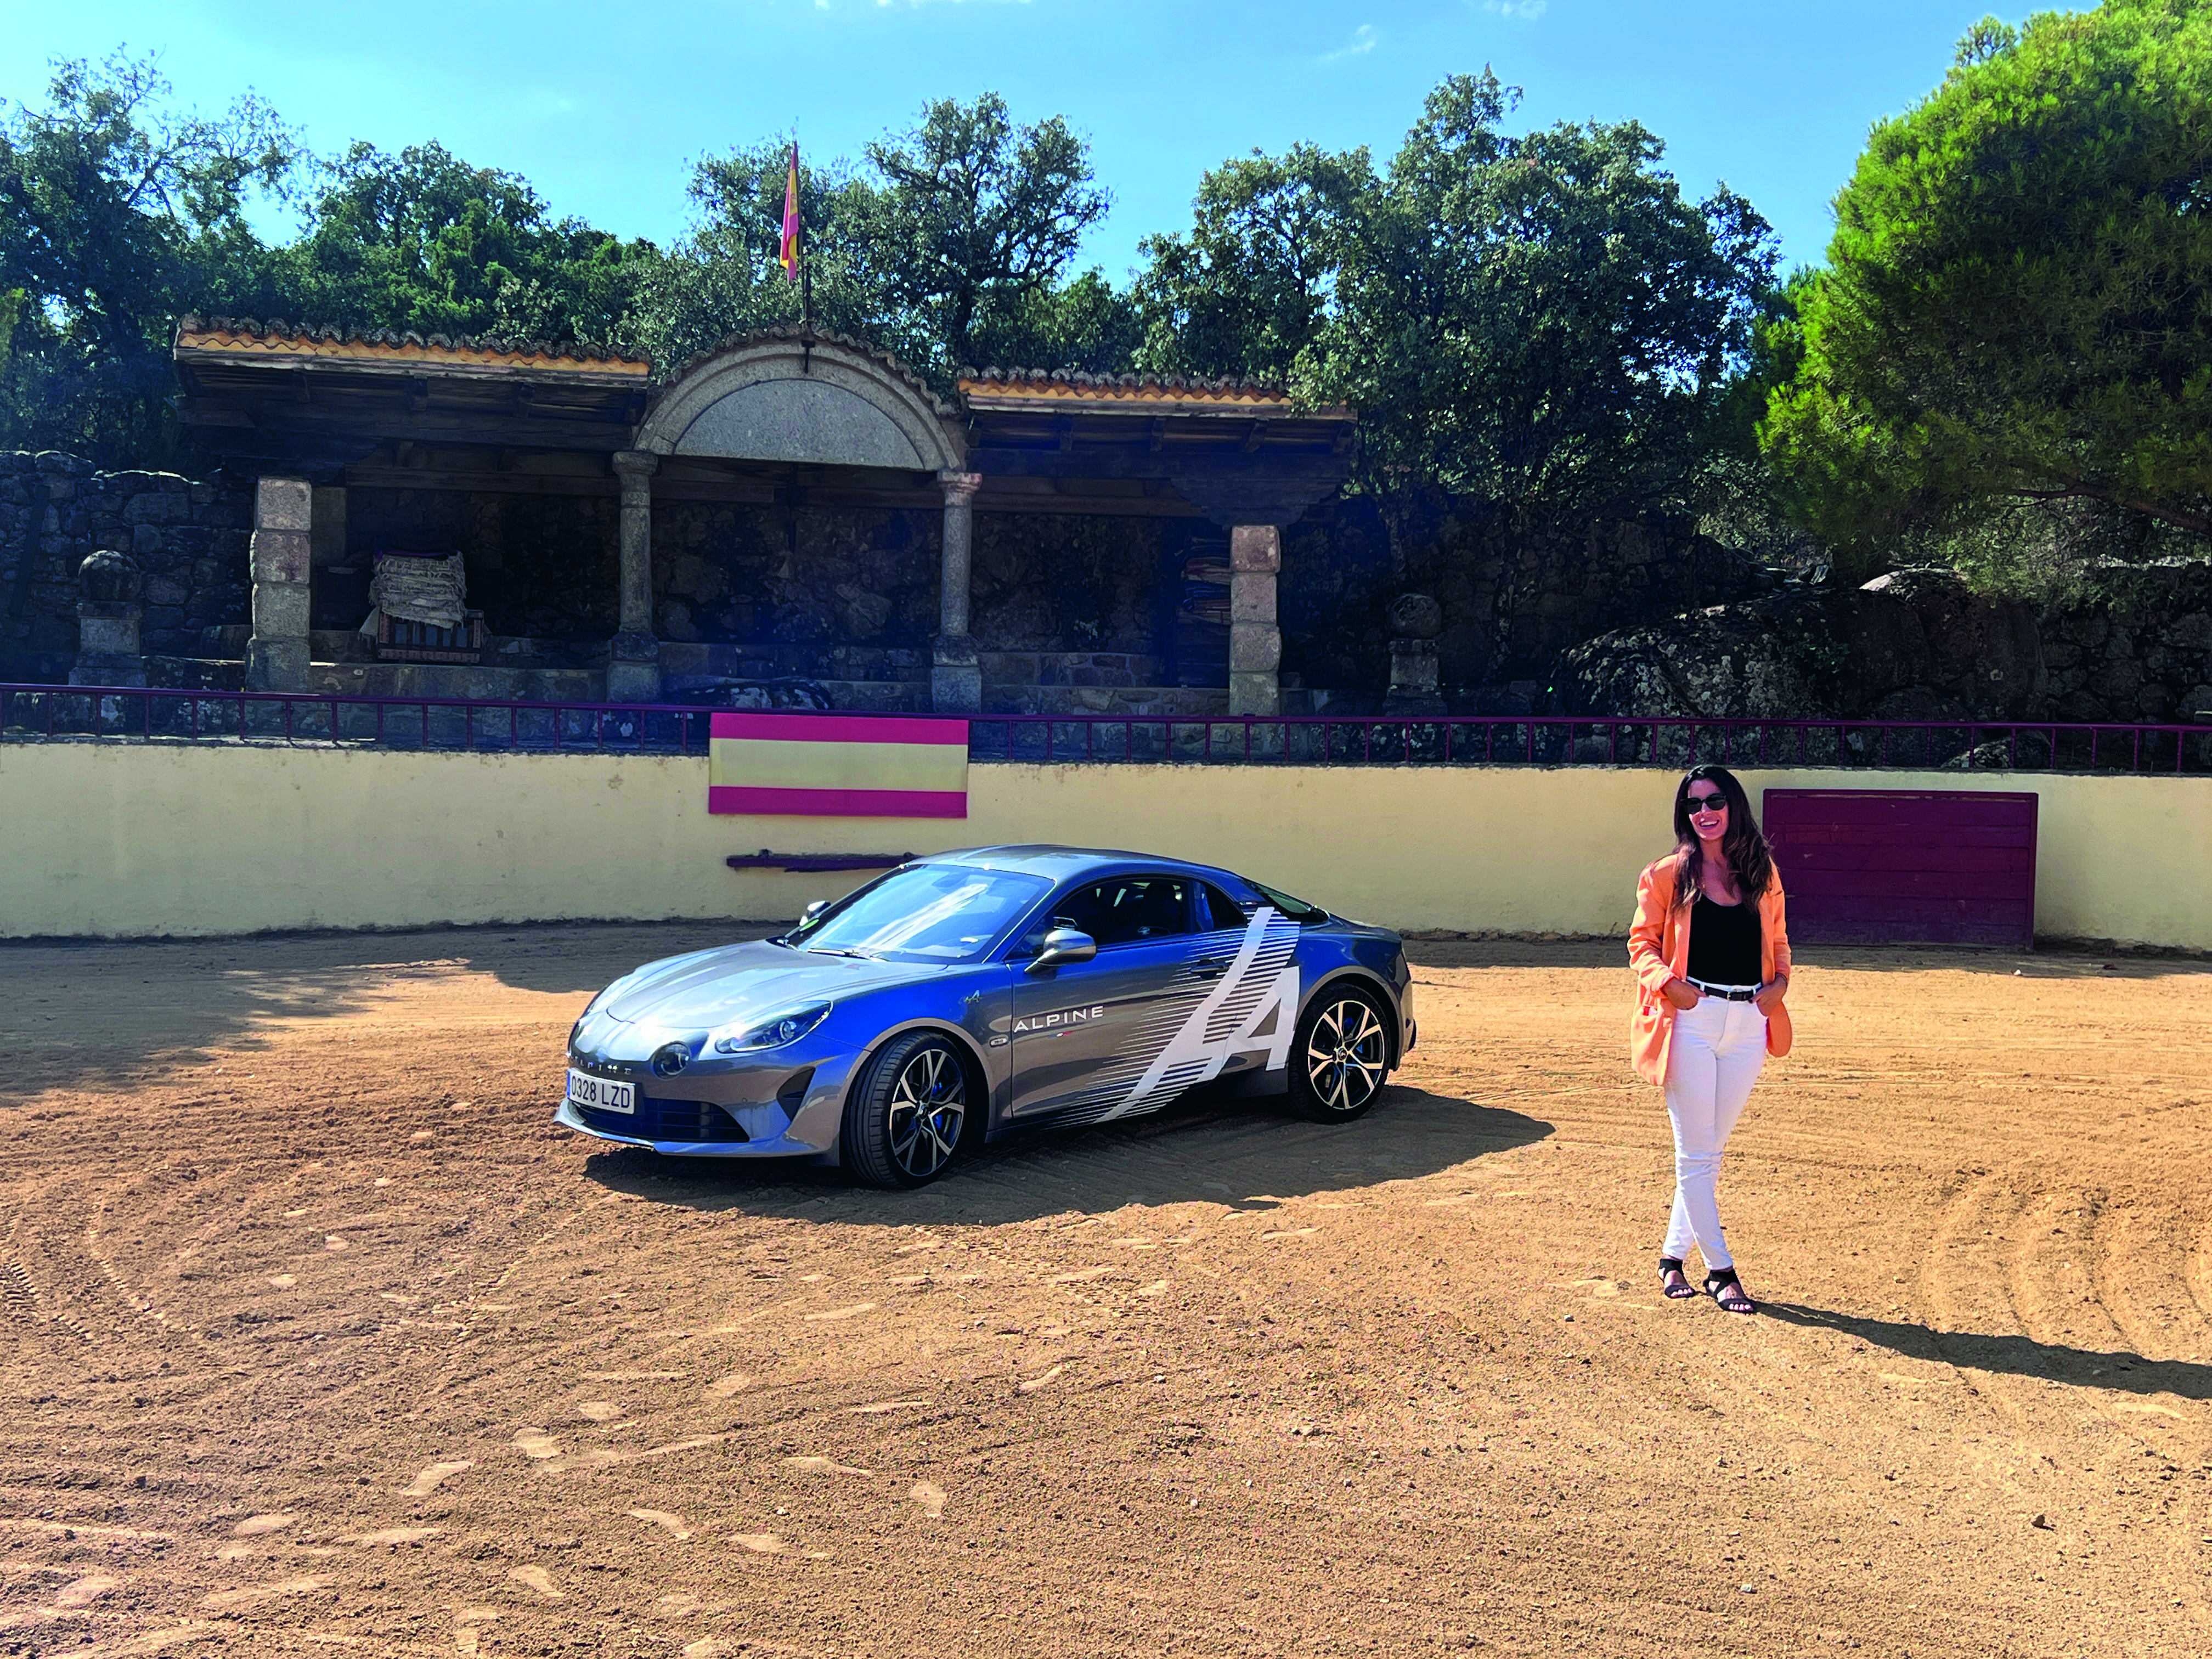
[1033, 907, 1302, 1127]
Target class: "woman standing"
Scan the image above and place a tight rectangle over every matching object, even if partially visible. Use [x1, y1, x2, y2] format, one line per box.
[1627, 765, 1793, 1315]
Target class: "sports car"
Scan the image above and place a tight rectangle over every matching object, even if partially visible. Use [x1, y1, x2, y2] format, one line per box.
[557, 846, 1415, 1188]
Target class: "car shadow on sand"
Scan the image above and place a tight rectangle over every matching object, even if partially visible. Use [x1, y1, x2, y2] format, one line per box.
[1761, 1302, 2212, 1402]
[579, 1084, 1551, 1227]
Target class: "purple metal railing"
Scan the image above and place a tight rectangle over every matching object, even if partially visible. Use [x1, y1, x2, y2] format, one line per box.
[2, 682, 2207, 774]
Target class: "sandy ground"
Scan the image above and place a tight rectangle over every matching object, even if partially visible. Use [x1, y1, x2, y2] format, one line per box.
[0, 924, 2208, 1658]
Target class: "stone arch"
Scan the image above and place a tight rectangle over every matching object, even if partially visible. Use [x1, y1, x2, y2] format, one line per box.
[632, 330, 966, 472]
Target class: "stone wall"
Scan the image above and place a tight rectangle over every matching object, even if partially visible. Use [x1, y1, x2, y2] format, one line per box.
[1283, 498, 1776, 709]
[653, 503, 938, 669]
[0, 453, 252, 681]
[24, 447, 2199, 730]
[1553, 561, 2212, 728]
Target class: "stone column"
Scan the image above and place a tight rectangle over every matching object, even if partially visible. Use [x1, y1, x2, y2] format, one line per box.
[246, 476, 312, 692]
[1228, 524, 1282, 717]
[608, 450, 661, 702]
[1385, 592, 1446, 713]
[932, 470, 984, 714]
[70, 548, 146, 687]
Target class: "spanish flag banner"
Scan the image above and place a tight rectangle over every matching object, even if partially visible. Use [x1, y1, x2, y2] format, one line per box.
[779, 144, 801, 283]
[708, 712, 968, 818]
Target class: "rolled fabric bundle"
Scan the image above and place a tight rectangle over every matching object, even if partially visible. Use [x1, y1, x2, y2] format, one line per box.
[369, 550, 467, 631]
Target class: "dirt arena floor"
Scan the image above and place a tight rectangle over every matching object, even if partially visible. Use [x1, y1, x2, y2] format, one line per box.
[1, 924, 2209, 1658]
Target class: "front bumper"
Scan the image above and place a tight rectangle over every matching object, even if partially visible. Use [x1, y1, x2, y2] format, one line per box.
[554, 1097, 834, 1159]
[556, 1037, 862, 1160]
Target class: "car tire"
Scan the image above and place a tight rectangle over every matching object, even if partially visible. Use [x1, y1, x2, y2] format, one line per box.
[1286, 985, 1393, 1123]
[841, 1030, 972, 1189]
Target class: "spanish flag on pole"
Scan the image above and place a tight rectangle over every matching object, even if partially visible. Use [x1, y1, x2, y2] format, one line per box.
[709, 713, 968, 818]
[779, 144, 801, 282]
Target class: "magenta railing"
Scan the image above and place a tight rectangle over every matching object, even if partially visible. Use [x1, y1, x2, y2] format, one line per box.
[3, 683, 2206, 773]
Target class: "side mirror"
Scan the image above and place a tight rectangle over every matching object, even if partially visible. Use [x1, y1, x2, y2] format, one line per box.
[799, 899, 832, 927]
[1026, 927, 1097, 974]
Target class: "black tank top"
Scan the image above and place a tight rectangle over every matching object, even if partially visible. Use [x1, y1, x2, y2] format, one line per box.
[1686, 892, 1762, 985]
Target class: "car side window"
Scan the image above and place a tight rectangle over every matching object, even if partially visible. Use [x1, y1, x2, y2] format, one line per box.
[1050, 876, 1194, 948]
[1199, 884, 1251, 934]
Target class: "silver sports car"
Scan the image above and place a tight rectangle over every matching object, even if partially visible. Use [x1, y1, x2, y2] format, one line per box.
[557, 845, 1415, 1188]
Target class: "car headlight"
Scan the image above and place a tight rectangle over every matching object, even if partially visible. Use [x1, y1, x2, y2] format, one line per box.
[712, 1004, 832, 1054]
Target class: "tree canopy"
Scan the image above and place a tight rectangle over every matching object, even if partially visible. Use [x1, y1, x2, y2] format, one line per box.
[1760, 0, 2212, 582]
[640, 97, 1130, 383]
[1136, 74, 1776, 526]
[272, 140, 654, 347]
[0, 54, 295, 467]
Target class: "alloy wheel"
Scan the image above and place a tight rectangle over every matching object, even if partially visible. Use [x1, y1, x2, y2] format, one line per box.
[887, 1043, 966, 1180]
[1305, 997, 1388, 1114]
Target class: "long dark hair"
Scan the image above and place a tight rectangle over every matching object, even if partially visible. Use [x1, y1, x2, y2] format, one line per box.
[1672, 765, 1772, 909]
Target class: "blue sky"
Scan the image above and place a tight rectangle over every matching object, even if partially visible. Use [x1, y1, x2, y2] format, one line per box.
[8, 0, 2014, 279]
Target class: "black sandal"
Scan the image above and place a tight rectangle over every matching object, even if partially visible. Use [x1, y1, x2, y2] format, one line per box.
[1704, 1267, 1757, 1315]
[1658, 1256, 1697, 1300]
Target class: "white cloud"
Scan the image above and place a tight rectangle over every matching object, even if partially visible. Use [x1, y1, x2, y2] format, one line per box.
[1482, 0, 1548, 18]
[1319, 23, 1378, 63]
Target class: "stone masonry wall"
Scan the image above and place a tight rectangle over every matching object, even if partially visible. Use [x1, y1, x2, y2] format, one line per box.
[1283, 497, 1775, 709]
[0, 453, 252, 681]
[1553, 561, 2212, 729]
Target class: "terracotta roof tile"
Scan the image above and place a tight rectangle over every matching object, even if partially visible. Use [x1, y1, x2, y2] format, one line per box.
[956, 368, 1348, 417]
[174, 315, 651, 376]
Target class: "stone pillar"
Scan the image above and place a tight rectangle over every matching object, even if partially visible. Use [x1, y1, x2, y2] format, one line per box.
[246, 476, 312, 692]
[932, 470, 984, 714]
[608, 450, 661, 702]
[1385, 592, 1446, 714]
[70, 548, 146, 687]
[1228, 524, 1282, 717]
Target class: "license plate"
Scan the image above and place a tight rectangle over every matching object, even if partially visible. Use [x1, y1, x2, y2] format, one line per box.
[567, 1068, 635, 1116]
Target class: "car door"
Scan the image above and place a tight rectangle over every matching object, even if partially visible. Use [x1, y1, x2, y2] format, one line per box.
[1005, 873, 1205, 1124]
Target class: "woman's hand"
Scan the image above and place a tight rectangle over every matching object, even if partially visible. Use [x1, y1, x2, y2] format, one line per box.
[1661, 978, 1702, 1011]
[1756, 977, 1788, 1014]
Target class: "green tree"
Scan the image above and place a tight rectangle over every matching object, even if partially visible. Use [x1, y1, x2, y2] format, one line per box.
[864, 94, 1110, 375]
[1134, 75, 1774, 527]
[651, 95, 1117, 387]
[1132, 143, 1376, 381]
[0, 53, 297, 465]
[968, 267, 1142, 373]
[1322, 74, 1775, 519]
[635, 139, 933, 373]
[1760, 1, 2212, 580]
[277, 141, 656, 346]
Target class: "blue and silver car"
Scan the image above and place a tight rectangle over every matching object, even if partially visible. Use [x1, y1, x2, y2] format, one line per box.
[557, 846, 1415, 1188]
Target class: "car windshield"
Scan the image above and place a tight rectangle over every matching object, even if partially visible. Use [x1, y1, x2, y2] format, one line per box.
[1249, 879, 1330, 923]
[786, 865, 1053, 964]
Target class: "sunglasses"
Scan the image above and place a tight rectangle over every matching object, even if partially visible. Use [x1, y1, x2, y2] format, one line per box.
[1685, 792, 1729, 813]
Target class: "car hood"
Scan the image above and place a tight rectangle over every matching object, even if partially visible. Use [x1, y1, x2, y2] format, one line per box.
[600, 940, 939, 1030]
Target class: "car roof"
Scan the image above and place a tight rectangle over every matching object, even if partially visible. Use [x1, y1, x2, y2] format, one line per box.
[912, 845, 1240, 885]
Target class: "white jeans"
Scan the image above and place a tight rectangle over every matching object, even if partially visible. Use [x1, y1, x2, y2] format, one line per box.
[1662, 993, 1768, 1269]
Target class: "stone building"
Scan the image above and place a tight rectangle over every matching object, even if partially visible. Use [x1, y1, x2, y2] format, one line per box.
[0, 319, 1790, 707]
[170, 318, 1355, 714]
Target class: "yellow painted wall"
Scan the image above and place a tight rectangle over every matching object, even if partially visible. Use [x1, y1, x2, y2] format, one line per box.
[2, 744, 2206, 947]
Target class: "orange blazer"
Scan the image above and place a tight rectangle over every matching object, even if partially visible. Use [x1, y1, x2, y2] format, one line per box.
[1627, 852, 1793, 1087]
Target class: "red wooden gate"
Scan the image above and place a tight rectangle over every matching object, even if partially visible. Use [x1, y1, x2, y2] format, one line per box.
[1761, 789, 2038, 949]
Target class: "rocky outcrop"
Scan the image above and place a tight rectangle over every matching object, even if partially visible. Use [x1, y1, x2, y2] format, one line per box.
[1553, 561, 2212, 726]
